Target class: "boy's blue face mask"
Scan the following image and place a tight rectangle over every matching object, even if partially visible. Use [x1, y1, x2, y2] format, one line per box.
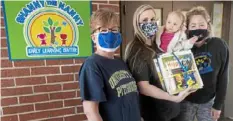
[139, 22, 158, 39]
[95, 32, 122, 52]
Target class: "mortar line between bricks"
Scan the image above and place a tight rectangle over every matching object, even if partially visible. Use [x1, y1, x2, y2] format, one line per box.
[1, 98, 82, 108]
[1, 103, 37, 108]
[1, 66, 47, 69]
[2, 64, 82, 70]
[1, 47, 7, 49]
[13, 77, 16, 87]
[0, 113, 19, 117]
[2, 106, 78, 116]
[59, 66, 62, 74]
[0, 82, 79, 89]
[29, 67, 32, 77]
[1, 90, 80, 98]
[0, 57, 8, 59]
[44, 60, 47, 66]
[17, 114, 20, 121]
[27, 113, 85, 121]
[1, 72, 76, 79]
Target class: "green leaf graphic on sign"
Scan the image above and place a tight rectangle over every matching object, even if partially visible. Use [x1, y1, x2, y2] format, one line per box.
[53, 21, 59, 26]
[55, 27, 61, 32]
[43, 27, 50, 33]
[48, 18, 53, 26]
[43, 21, 49, 26]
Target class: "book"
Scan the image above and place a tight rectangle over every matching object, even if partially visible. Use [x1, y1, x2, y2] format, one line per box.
[154, 50, 203, 95]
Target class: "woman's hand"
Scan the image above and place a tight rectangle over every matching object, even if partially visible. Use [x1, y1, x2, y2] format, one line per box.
[211, 108, 221, 121]
[171, 87, 197, 103]
[138, 81, 196, 103]
[188, 36, 198, 44]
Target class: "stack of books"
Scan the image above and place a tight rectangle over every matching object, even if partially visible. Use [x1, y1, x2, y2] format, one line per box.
[154, 50, 203, 95]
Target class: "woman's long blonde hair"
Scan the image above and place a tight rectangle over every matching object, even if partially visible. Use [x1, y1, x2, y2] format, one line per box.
[124, 4, 157, 74]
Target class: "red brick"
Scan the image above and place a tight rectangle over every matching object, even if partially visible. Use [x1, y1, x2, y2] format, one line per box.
[64, 98, 82, 106]
[1, 87, 33, 96]
[1, 17, 4, 26]
[50, 107, 75, 117]
[1, 78, 15, 87]
[92, 0, 107, 3]
[1, 8, 4, 17]
[61, 65, 81, 73]
[34, 84, 61, 93]
[15, 76, 46, 86]
[35, 101, 63, 111]
[1, 97, 18, 106]
[75, 58, 85, 64]
[46, 59, 73, 65]
[50, 91, 76, 100]
[1, 68, 30, 77]
[92, 4, 98, 11]
[41, 117, 63, 121]
[19, 94, 49, 104]
[19, 108, 74, 121]
[1, 48, 8, 57]
[3, 104, 34, 115]
[14, 60, 44, 67]
[109, 0, 119, 4]
[99, 4, 119, 12]
[1, 28, 6, 37]
[1, 38, 7, 47]
[1, 59, 13, 67]
[31, 67, 60, 75]
[1, 115, 18, 121]
[75, 73, 79, 82]
[77, 91, 81, 97]
[47, 74, 74, 83]
[19, 111, 50, 121]
[77, 106, 84, 113]
[63, 82, 79, 90]
[64, 114, 87, 121]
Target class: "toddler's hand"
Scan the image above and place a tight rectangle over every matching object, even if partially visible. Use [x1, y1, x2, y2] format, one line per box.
[189, 36, 198, 44]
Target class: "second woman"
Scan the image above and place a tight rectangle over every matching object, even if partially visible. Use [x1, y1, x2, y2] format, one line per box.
[124, 4, 194, 121]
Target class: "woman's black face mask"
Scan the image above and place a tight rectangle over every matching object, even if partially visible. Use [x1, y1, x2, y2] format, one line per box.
[188, 29, 209, 42]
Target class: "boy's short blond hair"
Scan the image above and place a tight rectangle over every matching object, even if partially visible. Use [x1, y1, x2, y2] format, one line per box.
[90, 8, 119, 34]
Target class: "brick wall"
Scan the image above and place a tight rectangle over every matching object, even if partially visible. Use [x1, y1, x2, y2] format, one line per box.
[1, 1, 120, 121]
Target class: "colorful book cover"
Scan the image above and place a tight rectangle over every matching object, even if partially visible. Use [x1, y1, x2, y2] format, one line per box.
[154, 50, 203, 95]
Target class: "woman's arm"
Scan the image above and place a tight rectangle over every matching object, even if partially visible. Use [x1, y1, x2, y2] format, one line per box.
[138, 81, 194, 103]
[213, 41, 229, 110]
[83, 101, 103, 121]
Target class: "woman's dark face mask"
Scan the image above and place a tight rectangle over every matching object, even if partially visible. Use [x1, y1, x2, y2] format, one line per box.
[188, 29, 209, 42]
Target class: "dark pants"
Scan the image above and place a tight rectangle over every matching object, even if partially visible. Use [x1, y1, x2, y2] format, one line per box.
[142, 100, 181, 121]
